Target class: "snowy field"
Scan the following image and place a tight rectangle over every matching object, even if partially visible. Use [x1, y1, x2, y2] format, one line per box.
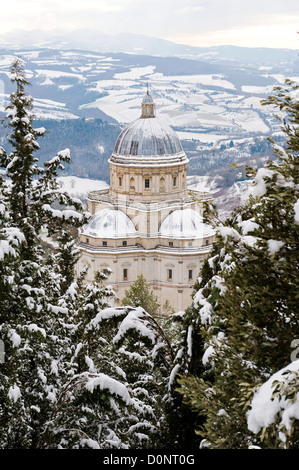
[0, 48, 296, 142]
[57, 176, 109, 201]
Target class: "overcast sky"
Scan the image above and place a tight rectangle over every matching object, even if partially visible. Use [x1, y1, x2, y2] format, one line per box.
[1, 0, 299, 49]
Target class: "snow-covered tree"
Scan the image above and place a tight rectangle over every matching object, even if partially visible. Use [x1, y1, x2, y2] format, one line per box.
[247, 359, 299, 448]
[43, 289, 175, 449]
[0, 59, 182, 450]
[0, 59, 88, 448]
[175, 80, 299, 449]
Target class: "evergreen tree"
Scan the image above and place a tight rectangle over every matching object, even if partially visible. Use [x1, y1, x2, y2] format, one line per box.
[176, 80, 299, 449]
[43, 280, 175, 449]
[0, 59, 180, 450]
[0, 59, 87, 448]
[121, 274, 160, 317]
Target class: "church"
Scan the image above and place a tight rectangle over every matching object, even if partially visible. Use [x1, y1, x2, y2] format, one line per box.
[76, 90, 215, 312]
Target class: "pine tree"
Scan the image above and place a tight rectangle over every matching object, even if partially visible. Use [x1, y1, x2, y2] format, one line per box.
[42, 279, 175, 449]
[122, 274, 160, 317]
[0, 59, 181, 450]
[176, 80, 299, 449]
[0, 59, 87, 448]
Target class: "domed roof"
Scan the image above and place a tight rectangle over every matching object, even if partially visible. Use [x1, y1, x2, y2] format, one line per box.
[159, 209, 215, 239]
[142, 89, 154, 104]
[82, 208, 137, 238]
[113, 116, 183, 156]
[111, 90, 184, 158]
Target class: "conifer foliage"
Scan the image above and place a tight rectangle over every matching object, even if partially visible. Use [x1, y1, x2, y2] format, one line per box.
[176, 80, 299, 448]
[121, 274, 159, 317]
[0, 59, 88, 448]
[0, 60, 178, 449]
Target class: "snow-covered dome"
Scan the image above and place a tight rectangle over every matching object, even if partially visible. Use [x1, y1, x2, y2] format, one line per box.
[113, 118, 183, 156]
[142, 92, 153, 104]
[112, 91, 183, 157]
[159, 209, 215, 239]
[82, 208, 137, 238]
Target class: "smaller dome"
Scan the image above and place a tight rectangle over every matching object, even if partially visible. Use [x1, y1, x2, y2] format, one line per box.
[142, 92, 153, 104]
[82, 208, 137, 238]
[160, 209, 215, 239]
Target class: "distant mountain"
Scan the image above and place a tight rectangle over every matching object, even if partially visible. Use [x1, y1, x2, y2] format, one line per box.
[1, 30, 298, 66]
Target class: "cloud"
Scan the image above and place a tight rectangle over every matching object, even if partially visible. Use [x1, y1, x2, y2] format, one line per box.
[165, 12, 299, 49]
[178, 6, 206, 14]
[1, 0, 298, 48]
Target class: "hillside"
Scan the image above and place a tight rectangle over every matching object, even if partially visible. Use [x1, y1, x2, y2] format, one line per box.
[0, 44, 296, 182]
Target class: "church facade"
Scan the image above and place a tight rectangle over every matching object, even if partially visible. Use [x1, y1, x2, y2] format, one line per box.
[76, 91, 215, 312]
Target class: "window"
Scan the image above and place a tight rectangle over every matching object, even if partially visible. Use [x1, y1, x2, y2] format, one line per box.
[206, 239, 209, 245]
[123, 268, 128, 280]
[173, 176, 177, 186]
[188, 241, 193, 247]
[122, 240, 127, 246]
[144, 178, 150, 189]
[168, 269, 173, 280]
[86, 238, 89, 244]
[188, 269, 193, 280]
[169, 241, 174, 247]
[119, 177, 122, 186]
[102, 241, 107, 246]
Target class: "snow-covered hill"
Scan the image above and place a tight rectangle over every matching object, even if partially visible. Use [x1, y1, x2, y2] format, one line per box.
[57, 176, 109, 202]
[0, 47, 297, 148]
[58, 174, 251, 220]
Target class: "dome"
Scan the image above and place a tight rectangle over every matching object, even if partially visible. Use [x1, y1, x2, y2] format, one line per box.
[159, 209, 215, 239]
[142, 92, 153, 104]
[112, 90, 183, 157]
[113, 117, 183, 156]
[82, 208, 137, 238]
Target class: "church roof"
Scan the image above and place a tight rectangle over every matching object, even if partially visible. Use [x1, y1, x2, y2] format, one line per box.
[112, 90, 183, 157]
[142, 91, 153, 104]
[113, 116, 183, 156]
[159, 209, 215, 239]
[81, 208, 137, 238]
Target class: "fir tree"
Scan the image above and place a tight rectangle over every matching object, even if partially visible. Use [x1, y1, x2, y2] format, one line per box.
[0, 59, 87, 448]
[43, 281, 175, 449]
[176, 80, 299, 449]
[121, 274, 160, 317]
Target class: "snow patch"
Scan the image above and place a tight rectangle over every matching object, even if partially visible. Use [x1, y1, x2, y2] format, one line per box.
[247, 360, 299, 434]
[85, 373, 131, 405]
[267, 239, 284, 255]
[251, 168, 275, 197]
[8, 384, 21, 403]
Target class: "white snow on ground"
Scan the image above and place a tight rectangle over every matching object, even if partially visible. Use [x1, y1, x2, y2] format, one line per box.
[242, 85, 276, 94]
[153, 73, 236, 90]
[177, 131, 229, 144]
[114, 65, 156, 80]
[36, 69, 85, 81]
[57, 176, 109, 201]
[186, 175, 216, 192]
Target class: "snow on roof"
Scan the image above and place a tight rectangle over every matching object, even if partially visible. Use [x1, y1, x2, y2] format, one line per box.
[159, 208, 215, 239]
[81, 208, 137, 238]
[142, 92, 153, 104]
[113, 116, 183, 157]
